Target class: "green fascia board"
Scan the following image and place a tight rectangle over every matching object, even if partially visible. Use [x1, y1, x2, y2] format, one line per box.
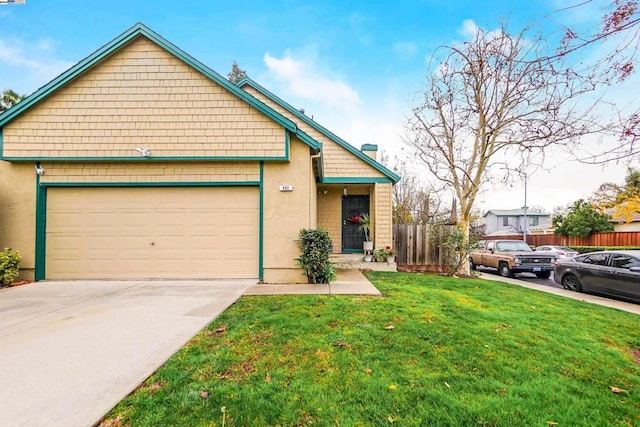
[0, 23, 320, 152]
[322, 177, 393, 184]
[237, 77, 400, 183]
[361, 143, 378, 151]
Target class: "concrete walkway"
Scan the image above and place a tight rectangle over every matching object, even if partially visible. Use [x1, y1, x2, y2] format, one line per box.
[479, 273, 640, 315]
[0, 279, 257, 427]
[245, 269, 381, 296]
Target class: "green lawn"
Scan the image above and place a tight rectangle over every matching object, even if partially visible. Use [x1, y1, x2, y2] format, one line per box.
[101, 272, 640, 427]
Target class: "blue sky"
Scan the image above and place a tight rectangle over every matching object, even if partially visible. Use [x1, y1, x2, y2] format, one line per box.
[0, 0, 631, 212]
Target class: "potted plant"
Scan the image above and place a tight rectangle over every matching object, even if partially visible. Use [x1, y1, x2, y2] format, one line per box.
[357, 214, 373, 252]
[373, 248, 386, 262]
[385, 246, 396, 263]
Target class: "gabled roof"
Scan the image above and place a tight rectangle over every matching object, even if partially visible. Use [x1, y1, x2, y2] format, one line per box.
[0, 23, 320, 151]
[484, 209, 551, 217]
[237, 77, 400, 183]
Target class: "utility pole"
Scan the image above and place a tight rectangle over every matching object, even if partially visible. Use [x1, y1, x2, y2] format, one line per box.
[523, 172, 527, 244]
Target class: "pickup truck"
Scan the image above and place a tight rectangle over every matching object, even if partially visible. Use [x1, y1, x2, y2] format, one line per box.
[469, 240, 556, 278]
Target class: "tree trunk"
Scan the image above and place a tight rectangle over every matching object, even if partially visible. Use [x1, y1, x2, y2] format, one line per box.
[456, 217, 471, 276]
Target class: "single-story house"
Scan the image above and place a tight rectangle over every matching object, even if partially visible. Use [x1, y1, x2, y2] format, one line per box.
[605, 204, 640, 232]
[0, 23, 399, 283]
[483, 209, 552, 236]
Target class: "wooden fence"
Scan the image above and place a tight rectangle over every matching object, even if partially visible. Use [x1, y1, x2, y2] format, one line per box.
[392, 224, 456, 272]
[486, 231, 640, 247]
[393, 226, 640, 271]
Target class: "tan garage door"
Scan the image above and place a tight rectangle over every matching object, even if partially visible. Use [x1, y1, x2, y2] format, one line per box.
[46, 187, 259, 279]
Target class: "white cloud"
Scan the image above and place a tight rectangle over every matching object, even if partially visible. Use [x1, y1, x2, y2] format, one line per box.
[263, 50, 361, 108]
[458, 19, 478, 38]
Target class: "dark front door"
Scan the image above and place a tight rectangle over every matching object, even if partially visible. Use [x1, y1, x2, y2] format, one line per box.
[342, 195, 370, 252]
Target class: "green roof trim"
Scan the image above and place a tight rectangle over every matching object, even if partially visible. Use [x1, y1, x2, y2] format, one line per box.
[322, 177, 393, 184]
[237, 77, 400, 183]
[361, 144, 378, 151]
[0, 23, 320, 151]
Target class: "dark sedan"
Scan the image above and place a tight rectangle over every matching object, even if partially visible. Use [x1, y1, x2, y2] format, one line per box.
[553, 250, 640, 303]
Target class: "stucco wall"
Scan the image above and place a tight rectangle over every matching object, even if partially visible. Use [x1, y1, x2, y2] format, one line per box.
[262, 137, 314, 283]
[0, 162, 36, 280]
[2, 37, 286, 159]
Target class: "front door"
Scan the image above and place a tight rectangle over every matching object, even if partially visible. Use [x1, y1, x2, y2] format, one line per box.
[342, 195, 370, 252]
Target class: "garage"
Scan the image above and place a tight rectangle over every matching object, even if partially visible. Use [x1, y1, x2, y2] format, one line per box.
[45, 186, 259, 279]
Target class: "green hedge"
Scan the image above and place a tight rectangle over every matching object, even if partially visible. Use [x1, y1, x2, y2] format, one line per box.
[0, 248, 21, 287]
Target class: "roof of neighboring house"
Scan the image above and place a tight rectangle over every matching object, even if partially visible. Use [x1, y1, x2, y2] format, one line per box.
[237, 77, 400, 184]
[605, 204, 640, 223]
[484, 209, 551, 217]
[0, 22, 320, 150]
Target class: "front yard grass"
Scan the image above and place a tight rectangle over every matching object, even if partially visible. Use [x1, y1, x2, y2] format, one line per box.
[101, 272, 640, 426]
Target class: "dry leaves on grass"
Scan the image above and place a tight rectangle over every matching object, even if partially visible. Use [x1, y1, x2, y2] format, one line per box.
[610, 386, 627, 394]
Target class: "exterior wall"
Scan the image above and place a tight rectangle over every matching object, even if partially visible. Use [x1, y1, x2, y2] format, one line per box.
[2, 37, 285, 159]
[317, 187, 343, 253]
[613, 222, 640, 232]
[0, 162, 36, 280]
[242, 86, 385, 178]
[262, 137, 314, 283]
[38, 161, 259, 184]
[373, 182, 392, 248]
[484, 212, 552, 235]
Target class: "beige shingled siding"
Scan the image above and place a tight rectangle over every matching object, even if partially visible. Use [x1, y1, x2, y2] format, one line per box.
[2, 36, 285, 159]
[243, 86, 385, 178]
[317, 190, 343, 253]
[374, 182, 392, 248]
[38, 161, 259, 184]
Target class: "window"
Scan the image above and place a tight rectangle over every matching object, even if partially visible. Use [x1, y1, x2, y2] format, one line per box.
[529, 217, 539, 226]
[578, 253, 610, 266]
[502, 217, 509, 226]
[611, 254, 640, 269]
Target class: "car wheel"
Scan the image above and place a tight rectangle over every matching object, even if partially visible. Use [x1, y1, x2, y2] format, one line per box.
[469, 259, 477, 271]
[499, 262, 513, 278]
[561, 274, 582, 292]
[535, 271, 551, 279]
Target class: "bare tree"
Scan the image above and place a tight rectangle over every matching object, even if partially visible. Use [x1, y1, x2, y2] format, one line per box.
[406, 24, 597, 275]
[381, 152, 447, 225]
[551, 1, 640, 163]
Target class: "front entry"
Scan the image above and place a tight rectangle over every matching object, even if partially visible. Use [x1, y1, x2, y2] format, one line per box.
[342, 195, 370, 252]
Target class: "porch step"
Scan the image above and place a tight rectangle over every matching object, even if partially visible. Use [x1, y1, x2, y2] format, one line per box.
[330, 254, 397, 272]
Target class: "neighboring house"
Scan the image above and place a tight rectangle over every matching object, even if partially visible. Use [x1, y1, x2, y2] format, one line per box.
[0, 23, 399, 283]
[483, 209, 552, 236]
[605, 204, 640, 232]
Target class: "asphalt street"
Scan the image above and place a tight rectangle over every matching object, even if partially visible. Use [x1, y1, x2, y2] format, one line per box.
[476, 266, 560, 288]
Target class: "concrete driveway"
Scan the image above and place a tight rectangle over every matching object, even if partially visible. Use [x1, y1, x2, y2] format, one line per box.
[0, 279, 256, 427]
